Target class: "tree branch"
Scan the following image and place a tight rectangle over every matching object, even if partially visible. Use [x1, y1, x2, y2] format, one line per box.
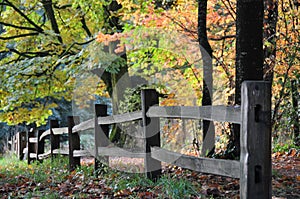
[166, 15, 198, 39]
[0, 21, 40, 32]
[6, 48, 51, 58]
[41, 0, 63, 43]
[8, 48, 33, 58]
[53, 3, 72, 9]
[80, 15, 92, 37]
[221, 0, 236, 20]
[0, 32, 39, 40]
[208, 35, 236, 41]
[0, 50, 9, 54]
[3, 0, 44, 33]
[60, 38, 95, 58]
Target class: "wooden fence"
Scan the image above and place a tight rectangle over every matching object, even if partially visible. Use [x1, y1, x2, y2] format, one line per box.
[20, 81, 271, 198]
[7, 131, 27, 160]
[27, 117, 92, 171]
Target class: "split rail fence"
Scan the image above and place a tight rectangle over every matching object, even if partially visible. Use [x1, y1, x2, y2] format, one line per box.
[7, 131, 26, 160]
[11, 81, 271, 198]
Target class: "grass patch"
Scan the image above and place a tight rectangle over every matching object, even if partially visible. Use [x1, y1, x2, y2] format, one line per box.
[156, 174, 199, 198]
[273, 141, 300, 153]
[0, 154, 204, 198]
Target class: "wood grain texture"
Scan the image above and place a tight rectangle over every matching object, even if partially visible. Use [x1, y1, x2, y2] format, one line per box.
[72, 111, 142, 132]
[73, 150, 91, 157]
[151, 146, 240, 178]
[240, 81, 272, 199]
[98, 111, 143, 125]
[147, 105, 241, 124]
[72, 118, 94, 133]
[68, 116, 81, 171]
[142, 89, 162, 180]
[97, 147, 144, 158]
[94, 104, 109, 170]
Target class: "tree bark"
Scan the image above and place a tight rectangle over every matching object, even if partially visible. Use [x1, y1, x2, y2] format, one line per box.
[103, 0, 130, 144]
[291, 80, 300, 146]
[234, 0, 264, 156]
[198, 0, 215, 156]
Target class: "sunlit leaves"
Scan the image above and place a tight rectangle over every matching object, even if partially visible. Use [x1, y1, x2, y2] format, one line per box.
[271, 0, 300, 138]
[0, 0, 112, 126]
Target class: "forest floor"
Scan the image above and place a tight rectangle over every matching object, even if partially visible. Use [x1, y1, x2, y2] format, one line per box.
[0, 149, 299, 198]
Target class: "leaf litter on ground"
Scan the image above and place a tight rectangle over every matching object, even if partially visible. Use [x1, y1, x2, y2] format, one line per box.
[0, 150, 299, 198]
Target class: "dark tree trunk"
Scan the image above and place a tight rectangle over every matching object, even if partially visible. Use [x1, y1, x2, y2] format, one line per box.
[198, 0, 215, 156]
[291, 80, 300, 146]
[234, 0, 264, 156]
[103, 0, 130, 144]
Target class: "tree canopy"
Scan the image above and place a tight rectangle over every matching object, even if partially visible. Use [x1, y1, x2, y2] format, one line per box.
[0, 0, 109, 126]
[0, 0, 299, 147]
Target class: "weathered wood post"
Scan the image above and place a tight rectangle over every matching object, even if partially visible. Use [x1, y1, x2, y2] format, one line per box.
[37, 130, 45, 162]
[141, 89, 161, 180]
[50, 120, 60, 160]
[94, 104, 109, 171]
[6, 132, 10, 152]
[16, 132, 21, 159]
[16, 132, 26, 160]
[19, 132, 27, 160]
[27, 129, 37, 164]
[12, 133, 16, 154]
[68, 116, 80, 171]
[240, 81, 271, 198]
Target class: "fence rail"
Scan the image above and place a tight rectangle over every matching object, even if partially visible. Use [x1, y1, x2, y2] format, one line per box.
[7, 131, 26, 160]
[150, 146, 240, 178]
[11, 81, 271, 199]
[26, 118, 92, 171]
[147, 105, 241, 123]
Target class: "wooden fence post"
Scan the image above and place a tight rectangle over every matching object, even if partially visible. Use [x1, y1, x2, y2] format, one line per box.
[50, 120, 60, 160]
[16, 132, 21, 159]
[6, 133, 10, 152]
[20, 132, 27, 160]
[240, 81, 271, 198]
[27, 129, 36, 164]
[68, 116, 80, 171]
[141, 89, 161, 180]
[12, 134, 16, 154]
[94, 104, 109, 171]
[37, 130, 45, 162]
[16, 132, 26, 160]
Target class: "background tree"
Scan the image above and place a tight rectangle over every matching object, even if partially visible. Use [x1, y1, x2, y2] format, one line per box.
[198, 0, 215, 156]
[0, 0, 129, 128]
[233, 0, 264, 156]
[0, 0, 98, 126]
[1, 0, 298, 154]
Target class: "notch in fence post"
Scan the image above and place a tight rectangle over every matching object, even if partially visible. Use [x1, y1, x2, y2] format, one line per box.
[141, 89, 162, 181]
[68, 116, 80, 171]
[37, 130, 45, 162]
[240, 81, 271, 199]
[50, 120, 60, 160]
[94, 104, 109, 172]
